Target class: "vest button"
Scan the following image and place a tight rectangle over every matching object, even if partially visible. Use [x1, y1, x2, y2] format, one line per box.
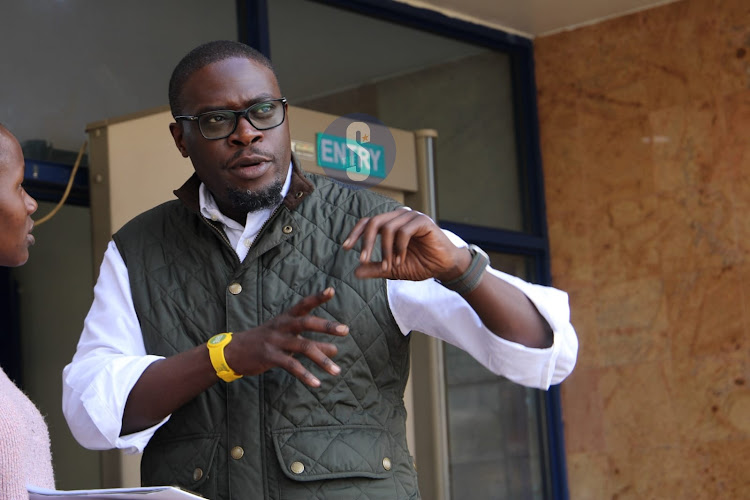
[228, 283, 242, 295]
[230, 446, 244, 460]
[382, 457, 392, 471]
[290, 461, 305, 474]
[282, 225, 293, 234]
[192, 468, 203, 481]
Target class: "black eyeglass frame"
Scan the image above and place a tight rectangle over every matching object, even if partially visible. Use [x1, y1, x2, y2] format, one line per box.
[174, 97, 288, 140]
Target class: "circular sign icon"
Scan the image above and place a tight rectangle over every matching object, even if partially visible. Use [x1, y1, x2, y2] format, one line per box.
[317, 113, 396, 190]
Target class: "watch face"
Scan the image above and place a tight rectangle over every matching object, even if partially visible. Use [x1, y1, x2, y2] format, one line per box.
[209, 333, 227, 345]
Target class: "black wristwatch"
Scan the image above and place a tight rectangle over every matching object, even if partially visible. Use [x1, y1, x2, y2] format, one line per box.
[437, 244, 490, 296]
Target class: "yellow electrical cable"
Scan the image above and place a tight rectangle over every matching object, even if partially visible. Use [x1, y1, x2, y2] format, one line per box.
[34, 140, 88, 227]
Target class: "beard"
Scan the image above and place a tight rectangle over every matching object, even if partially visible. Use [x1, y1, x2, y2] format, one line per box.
[226, 178, 284, 213]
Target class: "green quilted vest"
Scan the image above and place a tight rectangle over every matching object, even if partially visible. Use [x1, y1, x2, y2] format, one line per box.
[113, 165, 420, 500]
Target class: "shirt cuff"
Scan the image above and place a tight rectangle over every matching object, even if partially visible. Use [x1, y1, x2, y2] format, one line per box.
[71, 355, 169, 453]
[387, 266, 578, 389]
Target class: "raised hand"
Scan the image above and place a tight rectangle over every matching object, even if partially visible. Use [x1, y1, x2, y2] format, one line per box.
[122, 287, 349, 435]
[225, 287, 349, 387]
[342, 208, 471, 283]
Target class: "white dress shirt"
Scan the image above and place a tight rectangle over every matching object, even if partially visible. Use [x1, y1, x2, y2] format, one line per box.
[62, 164, 578, 454]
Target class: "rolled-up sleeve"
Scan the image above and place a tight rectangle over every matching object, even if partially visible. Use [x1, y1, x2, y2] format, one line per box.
[387, 254, 578, 390]
[62, 241, 169, 454]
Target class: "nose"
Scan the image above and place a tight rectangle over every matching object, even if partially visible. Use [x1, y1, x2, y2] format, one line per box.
[25, 190, 38, 216]
[229, 114, 263, 146]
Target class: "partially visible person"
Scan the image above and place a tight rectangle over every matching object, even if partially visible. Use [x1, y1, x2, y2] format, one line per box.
[0, 123, 54, 499]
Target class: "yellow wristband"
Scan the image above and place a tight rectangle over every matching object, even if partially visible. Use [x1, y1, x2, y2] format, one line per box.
[207, 332, 243, 382]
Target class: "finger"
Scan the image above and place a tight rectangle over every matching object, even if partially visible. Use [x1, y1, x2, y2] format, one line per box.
[378, 218, 395, 272]
[286, 287, 337, 317]
[392, 212, 430, 266]
[342, 217, 371, 250]
[287, 315, 349, 336]
[285, 336, 340, 359]
[283, 337, 342, 377]
[273, 350, 324, 387]
[316, 342, 339, 358]
[352, 261, 389, 280]
[357, 210, 409, 264]
[380, 210, 424, 269]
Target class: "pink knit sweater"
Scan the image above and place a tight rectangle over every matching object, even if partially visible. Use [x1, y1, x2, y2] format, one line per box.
[0, 368, 55, 499]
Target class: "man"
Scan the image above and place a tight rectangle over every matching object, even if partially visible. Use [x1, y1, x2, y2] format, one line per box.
[63, 41, 577, 499]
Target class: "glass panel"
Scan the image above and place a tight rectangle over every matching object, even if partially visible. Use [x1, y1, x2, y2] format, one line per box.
[375, 53, 522, 232]
[269, 0, 525, 232]
[444, 251, 547, 500]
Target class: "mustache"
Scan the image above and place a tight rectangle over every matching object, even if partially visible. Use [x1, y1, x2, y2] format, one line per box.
[225, 148, 275, 166]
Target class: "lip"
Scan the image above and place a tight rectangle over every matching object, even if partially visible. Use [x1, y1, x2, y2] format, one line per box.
[27, 222, 35, 246]
[228, 155, 273, 181]
[230, 154, 272, 168]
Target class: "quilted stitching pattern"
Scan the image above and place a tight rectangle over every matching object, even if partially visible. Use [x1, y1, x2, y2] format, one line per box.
[115, 174, 420, 499]
[141, 434, 221, 493]
[273, 426, 390, 479]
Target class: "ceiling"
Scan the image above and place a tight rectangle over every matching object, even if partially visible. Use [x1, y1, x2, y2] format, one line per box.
[398, 0, 682, 38]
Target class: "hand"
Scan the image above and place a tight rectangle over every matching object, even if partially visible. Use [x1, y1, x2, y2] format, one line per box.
[224, 287, 349, 387]
[342, 208, 471, 282]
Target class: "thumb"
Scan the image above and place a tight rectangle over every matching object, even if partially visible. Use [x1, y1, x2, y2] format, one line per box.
[353, 262, 387, 280]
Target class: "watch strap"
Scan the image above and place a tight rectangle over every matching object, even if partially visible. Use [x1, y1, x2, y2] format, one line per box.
[438, 244, 489, 296]
[207, 332, 243, 382]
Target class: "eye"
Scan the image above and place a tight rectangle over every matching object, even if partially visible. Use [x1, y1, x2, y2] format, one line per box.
[203, 112, 232, 124]
[253, 102, 276, 116]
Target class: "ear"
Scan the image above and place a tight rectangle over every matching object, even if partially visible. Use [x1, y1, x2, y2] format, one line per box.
[169, 122, 190, 158]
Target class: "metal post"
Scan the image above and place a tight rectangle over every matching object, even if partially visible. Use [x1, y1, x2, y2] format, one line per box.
[407, 129, 451, 500]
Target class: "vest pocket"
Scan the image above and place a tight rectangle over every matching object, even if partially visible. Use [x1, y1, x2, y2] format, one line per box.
[272, 425, 394, 482]
[141, 433, 220, 495]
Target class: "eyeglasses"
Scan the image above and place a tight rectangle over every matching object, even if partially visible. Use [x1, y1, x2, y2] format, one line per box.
[174, 98, 287, 140]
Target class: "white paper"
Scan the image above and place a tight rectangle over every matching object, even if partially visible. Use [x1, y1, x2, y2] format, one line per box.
[27, 485, 206, 499]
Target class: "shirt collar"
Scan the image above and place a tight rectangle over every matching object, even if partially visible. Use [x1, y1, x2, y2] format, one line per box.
[198, 162, 293, 231]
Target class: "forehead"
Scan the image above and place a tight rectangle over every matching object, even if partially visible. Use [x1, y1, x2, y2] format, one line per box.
[0, 131, 23, 180]
[181, 58, 281, 112]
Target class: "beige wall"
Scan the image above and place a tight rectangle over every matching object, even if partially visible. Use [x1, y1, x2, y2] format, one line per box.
[535, 0, 750, 497]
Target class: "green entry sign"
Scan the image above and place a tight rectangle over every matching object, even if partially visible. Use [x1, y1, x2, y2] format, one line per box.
[316, 132, 386, 180]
